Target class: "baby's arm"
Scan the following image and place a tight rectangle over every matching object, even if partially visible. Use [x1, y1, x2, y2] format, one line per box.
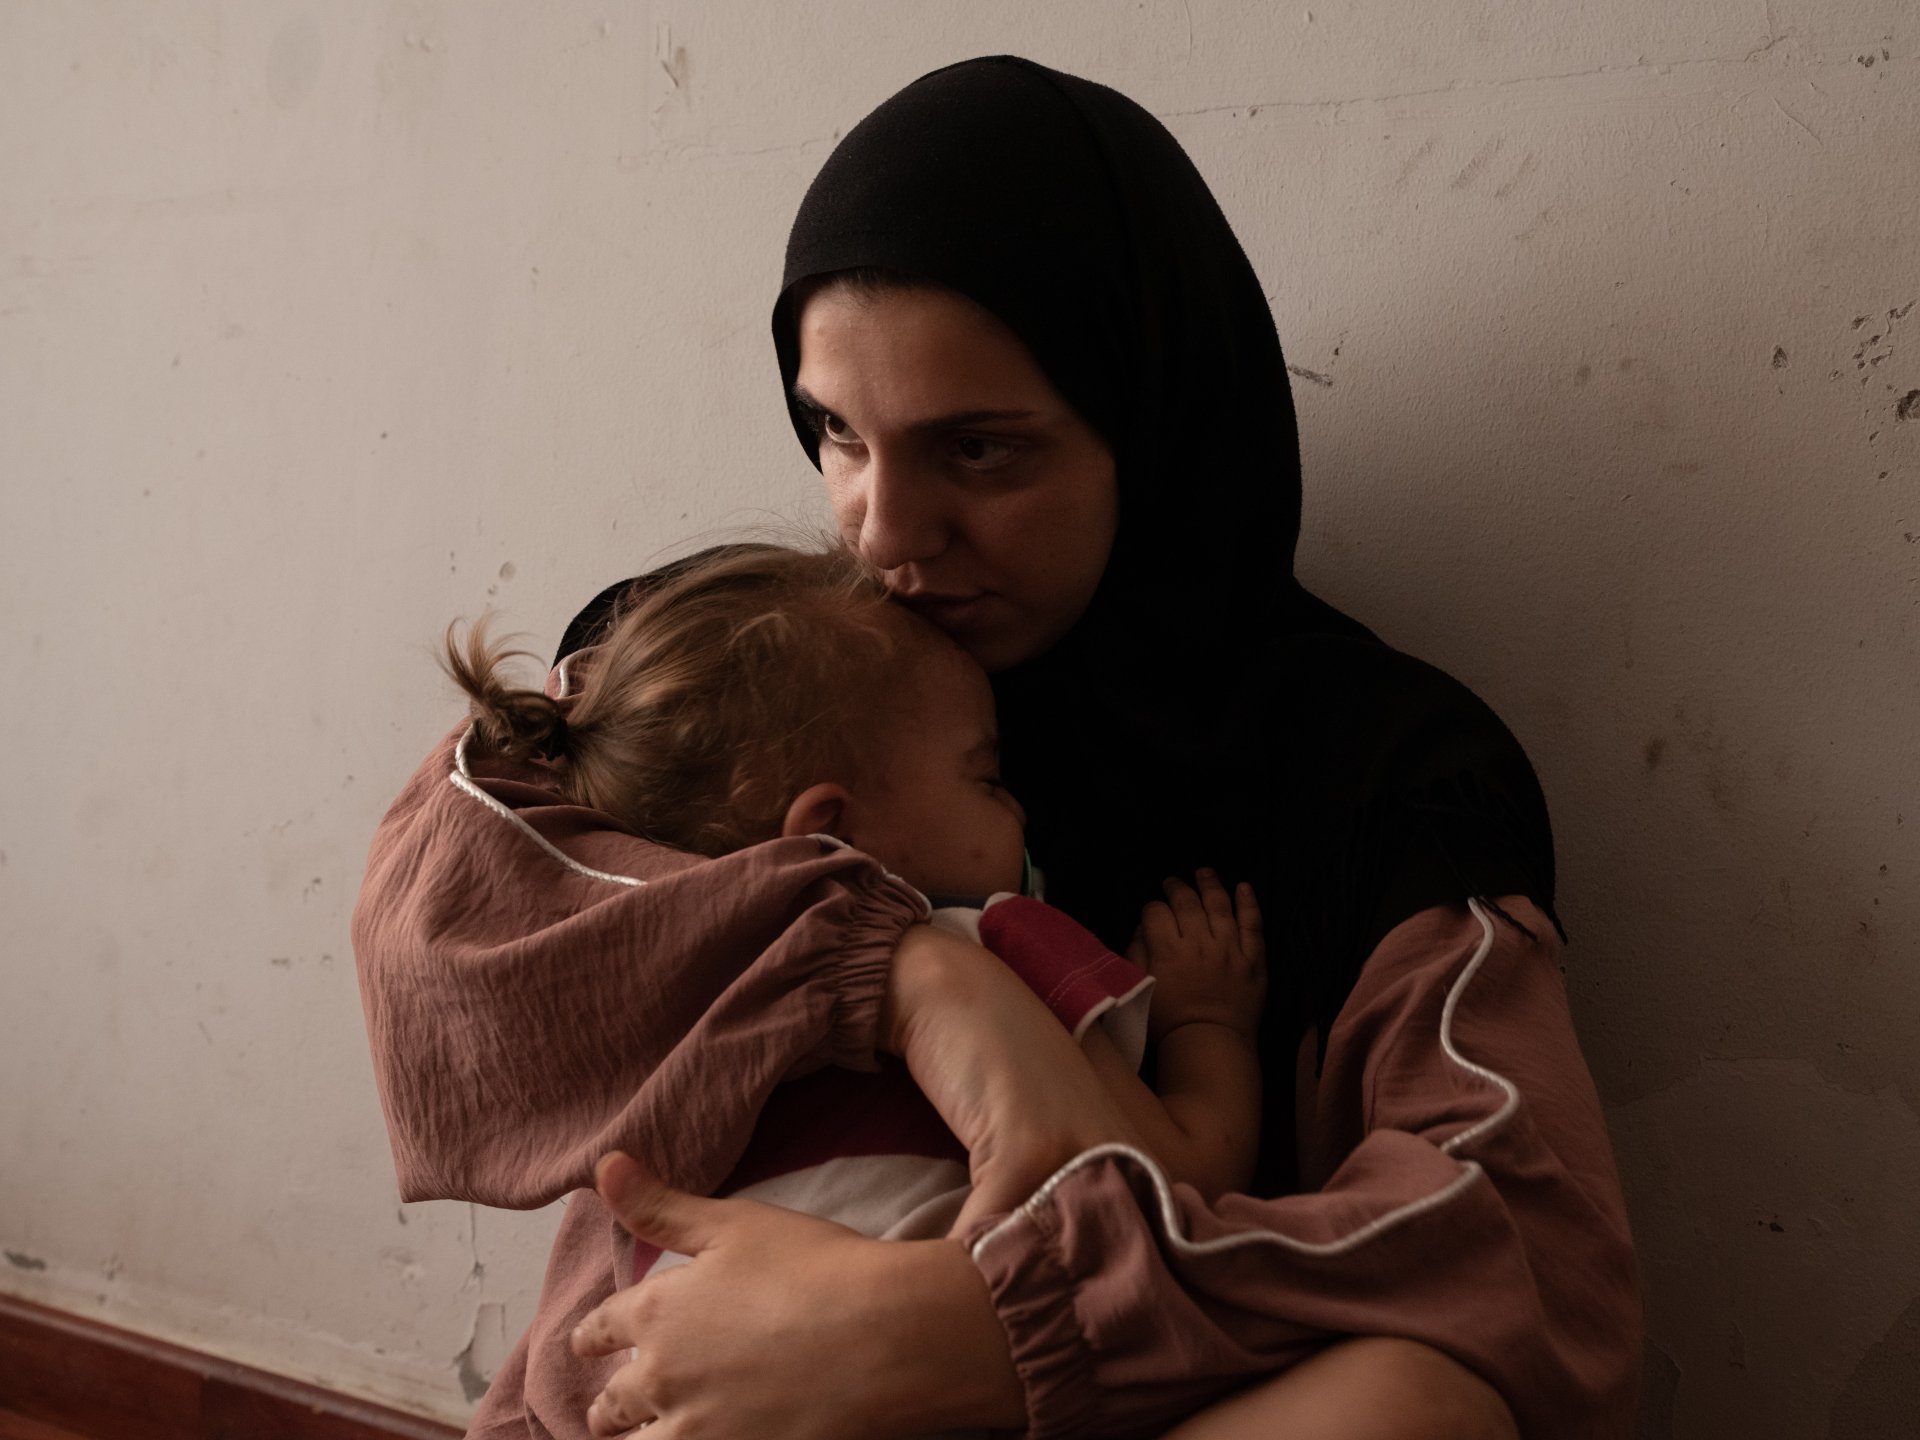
[1079, 869, 1265, 1200]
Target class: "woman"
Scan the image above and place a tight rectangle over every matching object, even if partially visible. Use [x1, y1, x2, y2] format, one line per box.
[356, 55, 1636, 1440]
[563, 57, 1638, 1438]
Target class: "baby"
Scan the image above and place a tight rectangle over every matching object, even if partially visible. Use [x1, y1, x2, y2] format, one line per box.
[442, 542, 1265, 1263]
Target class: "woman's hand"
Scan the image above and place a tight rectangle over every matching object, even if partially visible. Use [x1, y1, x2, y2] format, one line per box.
[572, 1153, 1026, 1439]
[883, 921, 1143, 1231]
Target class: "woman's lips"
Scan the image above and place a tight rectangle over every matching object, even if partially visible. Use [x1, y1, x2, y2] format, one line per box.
[902, 592, 997, 630]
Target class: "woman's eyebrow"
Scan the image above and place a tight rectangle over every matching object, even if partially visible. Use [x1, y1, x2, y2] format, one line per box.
[789, 384, 1038, 432]
[909, 408, 1039, 434]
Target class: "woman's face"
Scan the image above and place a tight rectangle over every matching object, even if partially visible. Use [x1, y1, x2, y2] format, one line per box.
[793, 283, 1118, 672]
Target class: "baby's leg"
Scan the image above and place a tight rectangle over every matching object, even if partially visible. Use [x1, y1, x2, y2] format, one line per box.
[1158, 1337, 1517, 1440]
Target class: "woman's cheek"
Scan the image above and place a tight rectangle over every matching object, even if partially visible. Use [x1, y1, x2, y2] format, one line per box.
[822, 470, 866, 547]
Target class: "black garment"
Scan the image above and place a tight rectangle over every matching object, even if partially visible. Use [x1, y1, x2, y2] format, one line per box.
[565, 56, 1561, 1196]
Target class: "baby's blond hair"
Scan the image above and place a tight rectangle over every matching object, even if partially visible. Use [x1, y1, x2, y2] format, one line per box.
[443, 544, 923, 855]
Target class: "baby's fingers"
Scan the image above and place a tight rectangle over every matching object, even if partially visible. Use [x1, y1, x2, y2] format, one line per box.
[1235, 882, 1266, 967]
[1162, 876, 1206, 936]
[1195, 867, 1235, 931]
[1138, 899, 1180, 959]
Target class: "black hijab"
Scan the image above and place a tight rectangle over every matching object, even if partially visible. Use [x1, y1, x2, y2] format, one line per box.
[568, 56, 1561, 1194]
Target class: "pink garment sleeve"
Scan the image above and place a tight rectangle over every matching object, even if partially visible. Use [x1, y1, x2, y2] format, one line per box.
[966, 897, 1641, 1440]
[979, 896, 1153, 1055]
[351, 728, 929, 1208]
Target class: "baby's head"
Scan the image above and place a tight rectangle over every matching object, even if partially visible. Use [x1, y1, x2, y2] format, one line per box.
[446, 544, 1027, 900]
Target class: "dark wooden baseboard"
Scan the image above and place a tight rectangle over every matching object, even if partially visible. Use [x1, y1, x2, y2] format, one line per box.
[0, 1294, 463, 1440]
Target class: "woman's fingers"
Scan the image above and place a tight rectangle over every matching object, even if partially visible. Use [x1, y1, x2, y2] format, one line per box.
[586, 1377, 657, 1438]
[594, 1152, 724, 1257]
[572, 1153, 734, 1360]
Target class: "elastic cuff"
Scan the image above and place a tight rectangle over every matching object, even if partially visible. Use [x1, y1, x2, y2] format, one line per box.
[968, 1206, 1100, 1440]
[823, 862, 927, 1072]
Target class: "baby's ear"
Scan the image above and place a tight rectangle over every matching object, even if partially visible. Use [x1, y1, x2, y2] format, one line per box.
[780, 782, 851, 841]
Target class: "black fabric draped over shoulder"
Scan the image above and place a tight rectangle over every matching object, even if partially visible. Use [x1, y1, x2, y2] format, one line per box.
[562, 56, 1562, 1196]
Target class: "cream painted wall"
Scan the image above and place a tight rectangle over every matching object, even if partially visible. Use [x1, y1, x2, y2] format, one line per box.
[1, 3, 1914, 1436]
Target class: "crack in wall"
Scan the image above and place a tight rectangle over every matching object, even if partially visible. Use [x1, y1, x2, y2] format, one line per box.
[1154, 41, 1901, 123]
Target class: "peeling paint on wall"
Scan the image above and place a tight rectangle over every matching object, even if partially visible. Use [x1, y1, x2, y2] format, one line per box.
[453, 1301, 508, 1404]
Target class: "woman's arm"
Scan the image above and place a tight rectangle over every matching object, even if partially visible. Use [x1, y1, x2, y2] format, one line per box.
[964, 897, 1639, 1439]
[576, 897, 1638, 1440]
[576, 1166, 1515, 1440]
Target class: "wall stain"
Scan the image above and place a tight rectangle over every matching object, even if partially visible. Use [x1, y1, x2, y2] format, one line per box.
[1287, 363, 1334, 388]
[4, 1250, 48, 1271]
[1896, 390, 1920, 422]
[1451, 136, 1504, 190]
[1494, 152, 1538, 199]
[660, 44, 690, 93]
[1673, 701, 1746, 811]
[1772, 346, 1790, 369]
[1828, 1295, 1920, 1439]
[1394, 135, 1437, 189]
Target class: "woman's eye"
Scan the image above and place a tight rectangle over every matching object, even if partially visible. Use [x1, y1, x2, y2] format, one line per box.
[811, 410, 860, 447]
[952, 434, 1014, 468]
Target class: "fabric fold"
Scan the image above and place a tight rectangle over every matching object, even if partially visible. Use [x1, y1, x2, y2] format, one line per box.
[966, 898, 1639, 1439]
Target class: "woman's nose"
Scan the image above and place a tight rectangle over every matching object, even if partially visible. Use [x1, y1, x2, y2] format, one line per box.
[856, 456, 948, 572]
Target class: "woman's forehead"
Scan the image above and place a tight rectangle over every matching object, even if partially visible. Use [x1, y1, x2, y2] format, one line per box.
[794, 284, 1063, 418]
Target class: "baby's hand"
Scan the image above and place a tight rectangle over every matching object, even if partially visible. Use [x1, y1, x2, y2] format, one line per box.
[1128, 869, 1267, 1045]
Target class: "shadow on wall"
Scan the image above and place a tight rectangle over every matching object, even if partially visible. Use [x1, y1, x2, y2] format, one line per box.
[1284, 241, 1919, 1439]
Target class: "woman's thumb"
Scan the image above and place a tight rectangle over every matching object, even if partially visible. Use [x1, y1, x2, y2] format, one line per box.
[595, 1151, 719, 1254]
